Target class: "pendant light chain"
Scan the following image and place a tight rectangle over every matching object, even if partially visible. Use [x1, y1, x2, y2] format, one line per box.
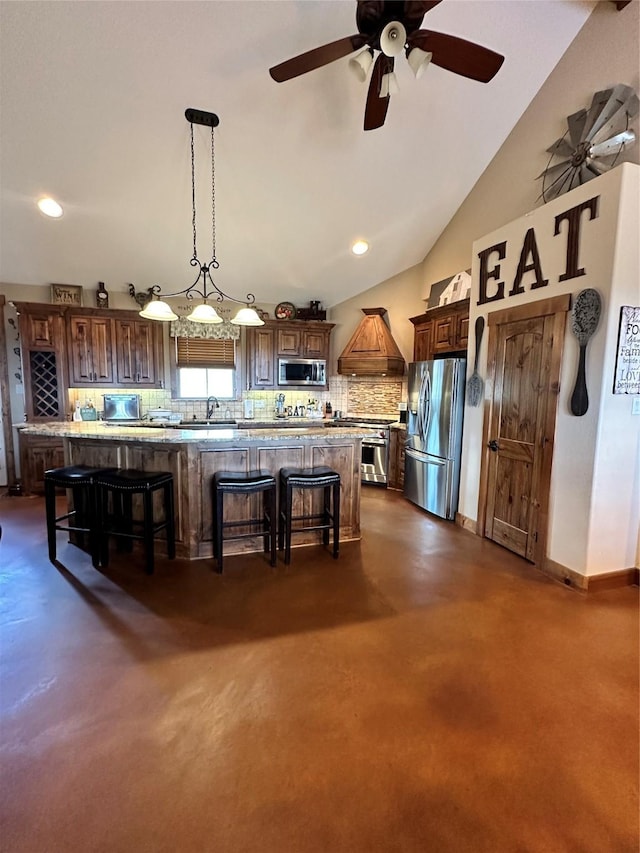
[190, 122, 198, 262]
[211, 124, 218, 269]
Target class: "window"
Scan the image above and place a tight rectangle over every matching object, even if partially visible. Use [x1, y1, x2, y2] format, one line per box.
[173, 337, 236, 399]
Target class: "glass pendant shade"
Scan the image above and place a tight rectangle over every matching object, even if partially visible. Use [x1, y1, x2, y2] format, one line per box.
[230, 306, 265, 326]
[186, 302, 223, 323]
[407, 47, 432, 79]
[379, 72, 399, 98]
[349, 49, 373, 82]
[139, 298, 179, 321]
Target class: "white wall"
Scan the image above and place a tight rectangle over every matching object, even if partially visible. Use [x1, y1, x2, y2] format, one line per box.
[461, 165, 639, 576]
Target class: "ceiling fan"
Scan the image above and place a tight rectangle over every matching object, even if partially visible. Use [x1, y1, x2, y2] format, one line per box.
[269, 0, 505, 131]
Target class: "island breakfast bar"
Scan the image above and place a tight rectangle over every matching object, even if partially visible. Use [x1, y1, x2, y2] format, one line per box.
[18, 422, 372, 561]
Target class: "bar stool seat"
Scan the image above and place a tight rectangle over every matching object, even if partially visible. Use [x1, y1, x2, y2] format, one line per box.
[278, 466, 340, 565]
[212, 470, 277, 573]
[44, 465, 107, 567]
[95, 468, 175, 575]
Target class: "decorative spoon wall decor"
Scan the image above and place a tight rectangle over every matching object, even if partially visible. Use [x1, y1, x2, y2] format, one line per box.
[466, 316, 485, 406]
[570, 288, 602, 416]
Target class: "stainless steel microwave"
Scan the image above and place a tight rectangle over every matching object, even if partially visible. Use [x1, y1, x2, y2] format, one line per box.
[278, 358, 326, 386]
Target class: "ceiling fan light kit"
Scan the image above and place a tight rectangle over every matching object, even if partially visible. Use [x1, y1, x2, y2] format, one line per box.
[380, 20, 407, 57]
[380, 70, 400, 98]
[407, 47, 432, 79]
[268, 0, 504, 131]
[349, 48, 374, 81]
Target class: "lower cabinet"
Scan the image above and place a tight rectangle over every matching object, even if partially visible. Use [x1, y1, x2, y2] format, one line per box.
[388, 427, 406, 491]
[19, 432, 65, 495]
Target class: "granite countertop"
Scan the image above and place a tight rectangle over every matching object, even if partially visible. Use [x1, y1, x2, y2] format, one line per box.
[18, 422, 376, 443]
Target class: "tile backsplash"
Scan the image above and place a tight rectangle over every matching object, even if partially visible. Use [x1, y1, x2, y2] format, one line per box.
[68, 374, 407, 420]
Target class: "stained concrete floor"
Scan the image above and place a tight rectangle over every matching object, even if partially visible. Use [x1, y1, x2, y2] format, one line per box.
[0, 488, 638, 853]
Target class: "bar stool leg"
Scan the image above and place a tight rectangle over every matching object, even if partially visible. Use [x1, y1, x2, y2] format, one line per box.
[45, 478, 58, 564]
[215, 488, 224, 574]
[284, 480, 294, 566]
[143, 488, 155, 575]
[268, 484, 277, 567]
[278, 478, 285, 554]
[164, 480, 176, 559]
[322, 485, 330, 547]
[332, 480, 340, 559]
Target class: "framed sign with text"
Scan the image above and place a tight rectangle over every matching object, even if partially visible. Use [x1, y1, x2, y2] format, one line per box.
[613, 306, 640, 395]
[51, 283, 83, 306]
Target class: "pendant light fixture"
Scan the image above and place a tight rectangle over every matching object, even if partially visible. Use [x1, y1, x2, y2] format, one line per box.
[140, 109, 264, 326]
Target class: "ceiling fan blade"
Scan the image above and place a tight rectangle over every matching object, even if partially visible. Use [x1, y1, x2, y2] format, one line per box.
[364, 53, 390, 131]
[269, 34, 367, 82]
[409, 30, 504, 82]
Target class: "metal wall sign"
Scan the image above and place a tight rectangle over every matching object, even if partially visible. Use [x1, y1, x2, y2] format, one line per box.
[613, 306, 640, 394]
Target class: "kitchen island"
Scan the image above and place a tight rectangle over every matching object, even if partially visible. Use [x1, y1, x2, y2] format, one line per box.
[18, 422, 372, 560]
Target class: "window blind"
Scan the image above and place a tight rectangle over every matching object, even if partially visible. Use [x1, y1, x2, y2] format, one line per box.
[174, 337, 235, 368]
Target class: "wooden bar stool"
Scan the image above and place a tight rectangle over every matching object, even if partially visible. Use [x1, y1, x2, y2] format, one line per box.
[212, 471, 277, 573]
[278, 466, 340, 565]
[95, 469, 175, 575]
[44, 465, 107, 567]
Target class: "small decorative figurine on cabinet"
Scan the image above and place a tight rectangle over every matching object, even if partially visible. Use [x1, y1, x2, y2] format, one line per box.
[96, 281, 109, 308]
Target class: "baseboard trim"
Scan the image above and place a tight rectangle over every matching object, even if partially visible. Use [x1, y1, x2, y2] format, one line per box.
[586, 568, 639, 592]
[541, 558, 639, 592]
[455, 513, 478, 534]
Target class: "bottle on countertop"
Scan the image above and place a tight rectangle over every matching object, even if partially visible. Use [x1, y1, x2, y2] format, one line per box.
[325, 402, 332, 417]
[73, 402, 82, 422]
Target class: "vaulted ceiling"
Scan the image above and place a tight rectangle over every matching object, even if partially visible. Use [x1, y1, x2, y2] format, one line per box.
[0, 1, 596, 309]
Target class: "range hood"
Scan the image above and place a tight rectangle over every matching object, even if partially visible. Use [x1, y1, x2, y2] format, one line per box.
[337, 308, 405, 376]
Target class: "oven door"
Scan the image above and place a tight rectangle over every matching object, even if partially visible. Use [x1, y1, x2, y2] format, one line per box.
[361, 438, 388, 485]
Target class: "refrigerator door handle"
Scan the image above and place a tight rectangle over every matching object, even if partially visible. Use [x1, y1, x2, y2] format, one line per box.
[420, 370, 432, 442]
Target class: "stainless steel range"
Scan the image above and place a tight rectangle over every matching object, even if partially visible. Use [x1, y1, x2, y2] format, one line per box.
[328, 417, 396, 485]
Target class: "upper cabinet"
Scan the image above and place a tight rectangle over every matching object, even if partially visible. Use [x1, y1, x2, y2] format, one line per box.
[276, 326, 330, 359]
[67, 316, 115, 385]
[247, 320, 334, 389]
[114, 318, 162, 386]
[66, 309, 164, 388]
[410, 299, 469, 362]
[14, 303, 166, 410]
[248, 326, 276, 388]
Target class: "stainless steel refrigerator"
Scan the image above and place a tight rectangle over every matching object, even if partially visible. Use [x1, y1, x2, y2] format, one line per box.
[404, 358, 466, 520]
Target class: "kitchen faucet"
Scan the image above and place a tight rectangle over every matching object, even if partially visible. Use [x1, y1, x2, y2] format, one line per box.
[206, 396, 220, 419]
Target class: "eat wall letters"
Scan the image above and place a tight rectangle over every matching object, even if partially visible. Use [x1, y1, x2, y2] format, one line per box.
[477, 196, 600, 305]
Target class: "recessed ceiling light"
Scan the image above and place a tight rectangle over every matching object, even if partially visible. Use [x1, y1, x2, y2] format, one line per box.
[351, 240, 369, 256]
[37, 197, 63, 218]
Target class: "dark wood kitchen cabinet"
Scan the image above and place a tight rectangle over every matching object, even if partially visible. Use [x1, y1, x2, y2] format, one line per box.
[276, 325, 330, 359]
[19, 431, 65, 495]
[247, 326, 276, 388]
[410, 299, 469, 361]
[14, 303, 68, 422]
[247, 320, 334, 389]
[67, 315, 115, 386]
[114, 318, 163, 387]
